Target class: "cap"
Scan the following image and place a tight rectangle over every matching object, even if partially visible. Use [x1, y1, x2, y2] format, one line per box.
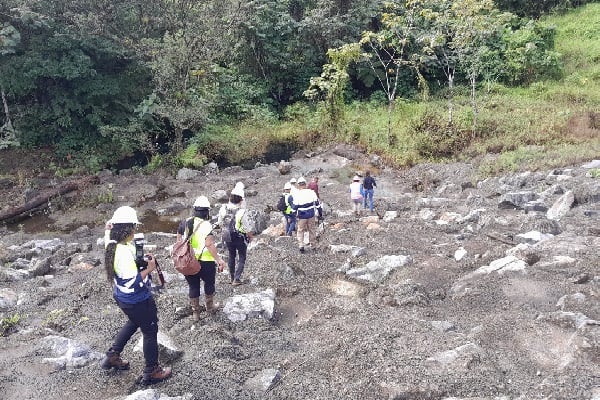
[108, 206, 140, 224]
[234, 181, 245, 190]
[289, 178, 297, 184]
[297, 177, 306, 184]
[284, 182, 292, 190]
[193, 195, 211, 208]
[353, 175, 360, 181]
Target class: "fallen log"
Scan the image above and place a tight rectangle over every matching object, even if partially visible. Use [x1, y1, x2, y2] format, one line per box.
[0, 175, 99, 223]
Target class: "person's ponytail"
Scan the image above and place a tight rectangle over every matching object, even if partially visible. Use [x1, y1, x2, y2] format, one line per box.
[104, 223, 135, 283]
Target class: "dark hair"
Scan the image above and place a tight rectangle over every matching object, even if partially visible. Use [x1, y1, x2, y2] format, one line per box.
[229, 194, 243, 205]
[104, 223, 135, 283]
[193, 207, 210, 220]
[365, 170, 371, 177]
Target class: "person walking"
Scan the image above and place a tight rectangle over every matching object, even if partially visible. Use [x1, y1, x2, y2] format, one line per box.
[218, 184, 254, 286]
[307, 176, 320, 199]
[281, 182, 296, 236]
[362, 170, 377, 213]
[177, 196, 226, 320]
[289, 177, 299, 199]
[349, 175, 363, 216]
[290, 177, 323, 253]
[101, 206, 172, 385]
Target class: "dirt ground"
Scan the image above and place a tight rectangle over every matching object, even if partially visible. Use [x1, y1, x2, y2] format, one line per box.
[0, 146, 599, 400]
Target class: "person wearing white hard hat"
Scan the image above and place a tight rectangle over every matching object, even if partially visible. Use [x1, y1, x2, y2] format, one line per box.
[290, 177, 323, 253]
[349, 175, 364, 216]
[102, 206, 172, 385]
[279, 182, 296, 236]
[177, 196, 226, 319]
[218, 183, 254, 286]
[289, 177, 299, 199]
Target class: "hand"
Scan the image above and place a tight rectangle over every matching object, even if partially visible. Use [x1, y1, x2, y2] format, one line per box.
[145, 254, 157, 272]
[217, 260, 225, 272]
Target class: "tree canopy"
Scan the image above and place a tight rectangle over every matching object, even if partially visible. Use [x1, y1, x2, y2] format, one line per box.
[0, 0, 577, 170]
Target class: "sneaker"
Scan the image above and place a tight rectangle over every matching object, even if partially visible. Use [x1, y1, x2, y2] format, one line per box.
[299, 247, 305, 253]
[140, 364, 172, 385]
[232, 279, 243, 286]
[101, 349, 130, 371]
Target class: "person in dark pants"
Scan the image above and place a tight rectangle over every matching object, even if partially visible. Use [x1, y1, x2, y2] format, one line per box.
[218, 184, 254, 286]
[177, 196, 226, 320]
[282, 182, 296, 236]
[362, 170, 377, 212]
[102, 206, 171, 385]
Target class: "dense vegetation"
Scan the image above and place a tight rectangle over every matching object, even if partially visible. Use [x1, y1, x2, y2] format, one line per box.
[0, 0, 598, 174]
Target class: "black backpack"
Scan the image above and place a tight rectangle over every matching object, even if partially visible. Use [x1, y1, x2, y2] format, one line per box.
[228, 209, 246, 239]
[276, 195, 287, 212]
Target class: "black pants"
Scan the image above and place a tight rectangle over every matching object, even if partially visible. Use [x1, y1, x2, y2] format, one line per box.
[112, 296, 159, 368]
[226, 235, 247, 281]
[184, 261, 217, 298]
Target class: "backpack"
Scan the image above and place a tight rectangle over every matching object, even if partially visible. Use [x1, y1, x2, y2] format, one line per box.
[171, 219, 201, 275]
[276, 195, 287, 212]
[228, 209, 246, 240]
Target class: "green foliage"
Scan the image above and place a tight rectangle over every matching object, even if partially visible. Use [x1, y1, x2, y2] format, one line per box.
[173, 144, 207, 169]
[493, 0, 594, 18]
[0, 313, 21, 336]
[588, 169, 600, 178]
[501, 20, 563, 85]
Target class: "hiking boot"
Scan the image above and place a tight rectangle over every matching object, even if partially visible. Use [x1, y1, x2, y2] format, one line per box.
[232, 279, 242, 286]
[190, 297, 201, 321]
[205, 294, 220, 314]
[140, 364, 172, 385]
[101, 349, 130, 370]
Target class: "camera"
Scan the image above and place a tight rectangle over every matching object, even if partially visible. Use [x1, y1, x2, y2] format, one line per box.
[133, 233, 148, 270]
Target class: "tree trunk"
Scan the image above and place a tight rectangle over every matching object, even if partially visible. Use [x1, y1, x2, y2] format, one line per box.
[447, 73, 454, 126]
[470, 73, 478, 136]
[1, 87, 14, 133]
[387, 98, 395, 145]
[0, 176, 99, 223]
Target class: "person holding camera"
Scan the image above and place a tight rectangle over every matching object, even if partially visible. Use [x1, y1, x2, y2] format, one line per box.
[178, 196, 226, 319]
[101, 206, 172, 385]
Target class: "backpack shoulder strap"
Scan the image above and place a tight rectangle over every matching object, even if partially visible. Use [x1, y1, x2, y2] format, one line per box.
[185, 217, 201, 242]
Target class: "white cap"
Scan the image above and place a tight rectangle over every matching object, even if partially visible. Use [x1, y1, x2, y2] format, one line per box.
[234, 181, 245, 190]
[297, 176, 306, 184]
[353, 175, 360, 181]
[284, 182, 292, 190]
[289, 177, 297, 184]
[108, 206, 140, 224]
[193, 196, 211, 208]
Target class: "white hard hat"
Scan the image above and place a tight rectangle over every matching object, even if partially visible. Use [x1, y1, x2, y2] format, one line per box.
[235, 181, 245, 190]
[353, 175, 360, 181]
[193, 196, 211, 208]
[109, 206, 140, 224]
[284, 182, 292, 190]
[231, 186, 245, 198]
[297, 176, 306, 184]
[289, 178, 297, 184]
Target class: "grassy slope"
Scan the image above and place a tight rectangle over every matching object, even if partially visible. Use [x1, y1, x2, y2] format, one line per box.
[225, 4, 600, 175]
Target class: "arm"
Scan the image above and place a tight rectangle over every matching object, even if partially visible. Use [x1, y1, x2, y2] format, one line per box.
[205, 235, 226, 271]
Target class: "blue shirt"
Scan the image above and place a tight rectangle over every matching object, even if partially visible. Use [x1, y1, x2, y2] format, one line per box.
[112, 243, 152, 304]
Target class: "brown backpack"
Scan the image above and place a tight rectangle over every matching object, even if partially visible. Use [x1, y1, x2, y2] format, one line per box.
[172, 219, 201, 275]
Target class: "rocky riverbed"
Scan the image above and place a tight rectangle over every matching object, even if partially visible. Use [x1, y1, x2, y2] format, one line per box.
[0, 145, 599, 400]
